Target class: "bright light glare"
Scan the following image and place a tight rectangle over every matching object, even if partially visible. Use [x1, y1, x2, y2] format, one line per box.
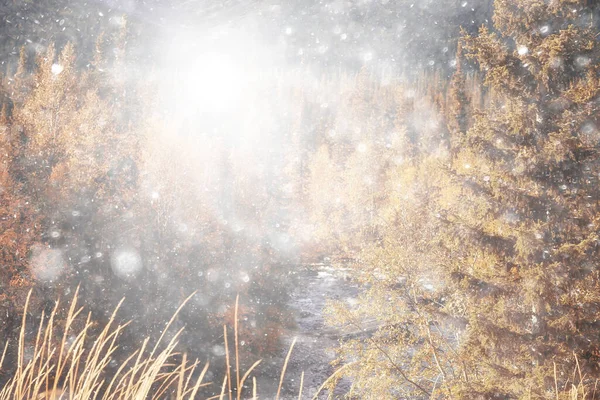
[154, 26, 288, 151]
[184, 52, 246, 113]
[158, 27, 269, 124]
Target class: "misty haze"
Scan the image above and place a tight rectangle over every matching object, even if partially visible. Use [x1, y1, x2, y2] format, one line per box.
[1, 0, 600, 399]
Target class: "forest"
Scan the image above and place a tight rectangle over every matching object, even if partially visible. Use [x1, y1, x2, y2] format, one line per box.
[1, 0, 600, 399]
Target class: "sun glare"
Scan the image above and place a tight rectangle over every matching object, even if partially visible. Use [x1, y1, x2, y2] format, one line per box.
[158, 27, 269, 128]
[183, 52, 246, 113]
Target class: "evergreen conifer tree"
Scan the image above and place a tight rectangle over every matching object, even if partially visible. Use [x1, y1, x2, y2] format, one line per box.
[325, 1, 600, 398]
[435, 0, 600, 396]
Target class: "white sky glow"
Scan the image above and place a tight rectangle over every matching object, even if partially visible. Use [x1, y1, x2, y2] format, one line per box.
[157, 26, 273, 128]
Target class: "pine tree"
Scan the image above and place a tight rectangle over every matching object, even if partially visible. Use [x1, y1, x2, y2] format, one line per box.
[321, 1, 600, 398]
[434, 0, 600, 396]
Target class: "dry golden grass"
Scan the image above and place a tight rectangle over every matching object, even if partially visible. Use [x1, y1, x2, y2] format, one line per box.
[554, 357, 600, 400]
[0, 289, 344, 400]
[0, 287, 211, 400]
